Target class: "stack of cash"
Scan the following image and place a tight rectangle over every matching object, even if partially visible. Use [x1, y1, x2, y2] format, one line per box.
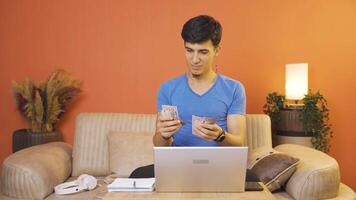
[161, 105, 179, 120]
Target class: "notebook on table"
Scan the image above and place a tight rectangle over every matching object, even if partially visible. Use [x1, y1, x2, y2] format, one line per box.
[107, 178, 155, 192]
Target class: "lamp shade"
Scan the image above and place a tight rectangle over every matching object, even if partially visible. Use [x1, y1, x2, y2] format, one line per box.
[285, 63, 308, 100]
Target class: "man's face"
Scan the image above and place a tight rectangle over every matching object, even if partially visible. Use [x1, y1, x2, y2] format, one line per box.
[184, 40, 220, 77]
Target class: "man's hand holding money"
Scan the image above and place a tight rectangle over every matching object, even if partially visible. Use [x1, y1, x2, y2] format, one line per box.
[192, 116, 223, 141]
[156, 105, 183, 140]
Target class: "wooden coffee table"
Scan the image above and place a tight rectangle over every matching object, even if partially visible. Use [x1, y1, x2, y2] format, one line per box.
[103, 182, 276, 200]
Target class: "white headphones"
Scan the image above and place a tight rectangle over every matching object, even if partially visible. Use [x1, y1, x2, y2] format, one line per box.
[54, 174, 97, 195]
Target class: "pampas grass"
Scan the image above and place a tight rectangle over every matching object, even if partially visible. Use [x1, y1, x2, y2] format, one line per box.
[12, 69, 82, 133]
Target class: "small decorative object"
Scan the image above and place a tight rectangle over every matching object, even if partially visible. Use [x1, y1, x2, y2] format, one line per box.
[12, 68, 81, 152]
[263, 91, 333, 153]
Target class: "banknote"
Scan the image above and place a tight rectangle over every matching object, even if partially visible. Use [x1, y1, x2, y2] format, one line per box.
[192, 115, 217, 128]
[161, 105, 179, 120]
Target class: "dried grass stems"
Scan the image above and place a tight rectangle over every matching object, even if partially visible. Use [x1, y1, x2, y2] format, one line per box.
[12, 69, 82, 133]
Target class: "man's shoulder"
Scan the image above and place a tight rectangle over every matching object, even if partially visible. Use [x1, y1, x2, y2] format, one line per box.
[218, 74, 244, 89]
[160, 74, 186, 87]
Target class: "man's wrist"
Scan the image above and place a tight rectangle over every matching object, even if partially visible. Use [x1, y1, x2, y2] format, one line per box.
[214, 127, 226, 142]
[161, 134, 172, 140]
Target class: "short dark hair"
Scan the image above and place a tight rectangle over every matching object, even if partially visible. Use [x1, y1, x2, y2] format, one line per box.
[181, 15, 222, 47]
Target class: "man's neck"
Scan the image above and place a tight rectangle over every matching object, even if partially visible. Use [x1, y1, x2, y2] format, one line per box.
[187, 70, 217, 85]
[186, 70, 218, 95]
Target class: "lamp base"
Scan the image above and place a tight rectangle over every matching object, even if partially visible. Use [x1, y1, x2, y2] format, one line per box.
[285, 99, 304, 109]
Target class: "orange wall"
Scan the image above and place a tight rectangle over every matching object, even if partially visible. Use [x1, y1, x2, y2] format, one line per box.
[1, 0, 355, 190]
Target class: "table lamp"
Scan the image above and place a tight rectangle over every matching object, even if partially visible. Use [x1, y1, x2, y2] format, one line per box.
[285, 63, 308, 108]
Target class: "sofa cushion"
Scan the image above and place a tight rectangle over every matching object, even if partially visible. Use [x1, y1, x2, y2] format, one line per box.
[247, 146, 299, 192]
[1, 142, 72, 200]
[275, 144, 340, 200]
[245, 114, 272, 150]
[108, 131, 154, 177]
[72, 113, 157, 176]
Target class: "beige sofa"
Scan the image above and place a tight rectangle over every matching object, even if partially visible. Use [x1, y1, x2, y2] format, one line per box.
[1, 113, 355, 200]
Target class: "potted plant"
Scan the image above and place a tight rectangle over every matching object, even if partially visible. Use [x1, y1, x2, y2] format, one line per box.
[12, 68, 81, 152]
[263, 91, 333, 153]
[263, 92, 285, 131]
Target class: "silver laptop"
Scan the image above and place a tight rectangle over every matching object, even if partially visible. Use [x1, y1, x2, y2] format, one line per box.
[154, 146, 248, 192]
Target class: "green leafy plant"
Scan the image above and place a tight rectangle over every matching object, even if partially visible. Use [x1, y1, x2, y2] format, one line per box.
[263, 91, 333, 153]
[263, 92, 285, 130]
[300, 91, 333, 153]
[12, 69, 82, 133]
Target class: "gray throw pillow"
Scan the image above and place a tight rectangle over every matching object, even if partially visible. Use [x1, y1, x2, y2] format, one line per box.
[247, 146, 299, 192]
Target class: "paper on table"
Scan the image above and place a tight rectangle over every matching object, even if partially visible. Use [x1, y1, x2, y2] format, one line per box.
[107, 178, 155, 192]
[107, 188, 154, 192]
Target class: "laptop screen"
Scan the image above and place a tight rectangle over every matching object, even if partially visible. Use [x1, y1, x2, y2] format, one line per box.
[154, 146, 248, 192]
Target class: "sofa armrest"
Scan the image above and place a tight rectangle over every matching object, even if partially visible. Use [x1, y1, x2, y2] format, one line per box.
[1, 142, 72, 200]
[275, 144, 340, 200]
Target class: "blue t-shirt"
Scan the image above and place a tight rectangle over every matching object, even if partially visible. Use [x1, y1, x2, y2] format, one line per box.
[157, 74, 246, 146]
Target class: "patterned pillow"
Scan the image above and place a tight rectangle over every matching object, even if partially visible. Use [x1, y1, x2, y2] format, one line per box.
[247, 146, 299, 192]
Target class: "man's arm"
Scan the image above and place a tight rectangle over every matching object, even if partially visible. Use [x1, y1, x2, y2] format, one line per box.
[153, 131, 173, 146]
[219, 114, 245, 146]
[194, 114, 245, 146]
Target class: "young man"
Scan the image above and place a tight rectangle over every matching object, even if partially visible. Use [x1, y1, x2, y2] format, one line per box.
[153, 15, 246, 147]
